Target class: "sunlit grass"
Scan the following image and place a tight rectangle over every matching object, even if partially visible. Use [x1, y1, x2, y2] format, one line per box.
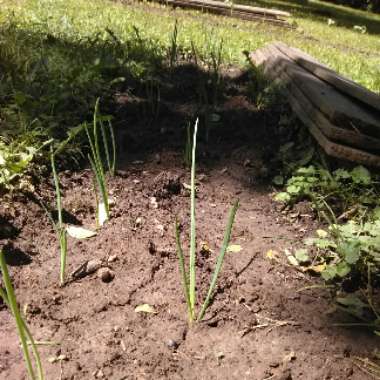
[0, 0, 379, 92]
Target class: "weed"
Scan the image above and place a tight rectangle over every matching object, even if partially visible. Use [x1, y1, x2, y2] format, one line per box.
[169, 19, 179, 70]
[175, 119, 239, 322]
[0, 250, 44, 379]
[274, 165, 380, 220]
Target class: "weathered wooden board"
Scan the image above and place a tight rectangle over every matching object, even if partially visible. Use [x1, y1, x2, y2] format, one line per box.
[250, 47, 380, 151]
[257, 44, 380, 138]
[249, 46, 380, 166]
[157, 0, 293, 26]
[274, 42, 380, 112]
[166, 0, 290, 17]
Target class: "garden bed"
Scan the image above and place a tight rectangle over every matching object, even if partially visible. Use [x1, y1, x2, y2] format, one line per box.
[0, 117, 378, 379]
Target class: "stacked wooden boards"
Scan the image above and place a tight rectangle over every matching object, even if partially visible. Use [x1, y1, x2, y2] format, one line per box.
[154, 0, 292, 27]
[249, 43, 380, 167]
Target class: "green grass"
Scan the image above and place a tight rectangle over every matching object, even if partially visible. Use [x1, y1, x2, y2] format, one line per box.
[0, 0, 379, 94]
[0, 0, 379, 186]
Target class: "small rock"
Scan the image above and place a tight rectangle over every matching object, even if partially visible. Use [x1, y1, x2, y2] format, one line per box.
[269, 360, 279, 368]
[150, 197, 158, 209]
[166, 339, 179, 350]
[95, 369, 104, 378]
[86, 259, 102, 274]
[148, 241, 157, 255]
[107, 255, 118, 264]
[98, 268, 115, 283]
[155, 153, 161, 163]
[135, 217, 143, 227]
[243, 159, 251, 167]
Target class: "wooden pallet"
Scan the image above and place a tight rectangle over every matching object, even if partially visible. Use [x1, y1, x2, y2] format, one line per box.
[249, 43, 380, 167]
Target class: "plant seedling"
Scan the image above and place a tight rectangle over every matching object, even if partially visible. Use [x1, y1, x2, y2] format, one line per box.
[50, 150, 67, 286]
[85, 98, 116, 227]
[0, 250, 44, 380]
[175, 119, 239, 323]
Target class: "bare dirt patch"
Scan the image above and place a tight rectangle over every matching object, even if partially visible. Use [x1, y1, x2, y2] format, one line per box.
[0, 65, 378, 380]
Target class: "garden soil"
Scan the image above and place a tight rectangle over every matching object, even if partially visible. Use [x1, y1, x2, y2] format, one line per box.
[0, 66, 378, 380]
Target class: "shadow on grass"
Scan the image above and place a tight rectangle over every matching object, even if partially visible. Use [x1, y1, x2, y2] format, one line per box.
[237, 0, 380, 34]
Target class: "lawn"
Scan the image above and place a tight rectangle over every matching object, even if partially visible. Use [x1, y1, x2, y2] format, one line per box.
[1, 0, 379, 92]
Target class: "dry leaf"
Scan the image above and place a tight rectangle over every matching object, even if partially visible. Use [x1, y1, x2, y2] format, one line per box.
[306, 263, 326, 273]
[134, 304, 157, 314]
[227, 244, 242, 253]
[66, 225, 97, 239]
[266, 249, 280, 261]
[284, 249, 299, 266]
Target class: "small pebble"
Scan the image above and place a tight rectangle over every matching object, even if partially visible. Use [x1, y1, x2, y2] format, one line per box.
[86, 259, 102, 274]
[107, 255, 118, 263]
[98, 268, 115, 283]
[166, 339, 179, 350]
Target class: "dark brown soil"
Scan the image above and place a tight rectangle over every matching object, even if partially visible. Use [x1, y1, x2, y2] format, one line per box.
[0, 66, 378, 380]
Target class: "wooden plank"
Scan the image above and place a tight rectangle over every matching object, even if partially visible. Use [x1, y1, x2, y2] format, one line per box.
[259, 44, 380, 138]
[250, 47, 380, 151]
[156, 0, 293, 26]
[273, 42, 380, 112]
[165, 0, 290, 18]
[249, 48, 380, 167]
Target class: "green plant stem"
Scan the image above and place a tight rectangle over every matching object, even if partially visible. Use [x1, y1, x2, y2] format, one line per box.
[175, 218, 192, 322]
[197, 200, 239, 321]
[50, 152, 62, 228]
[109, 120, 116, 176]
[51, 151, 67, 286]
[88, 153, 109, 221]
[0, 251, 36, 380]
[100, 120, 112, 175]
[59, 229, 67, 286]
[85, 122, 109, 219]
[189, 118, 198, 319]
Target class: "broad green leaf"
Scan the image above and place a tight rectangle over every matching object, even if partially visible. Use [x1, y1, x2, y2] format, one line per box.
[338, 241, 360, 264]
[134, 304, 157, 314]
[296, 165, 316, 175]
[274, 192, 291, 203]
[286, 185, 301, 195]
[336, 261, 351, 277]
[321, 265, 337, 281]
[294, 248, 309, 263]
[351, 166, 371, 185]
[66, 225, 97, 239]
[273, 175, 284, 186]
[333, 168, 351, 180]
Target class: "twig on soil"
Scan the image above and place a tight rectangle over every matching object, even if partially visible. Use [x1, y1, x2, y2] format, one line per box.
[296, 284, 334, 293]
[352, 356, 380, 379]
[239, 316, 301, 337]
